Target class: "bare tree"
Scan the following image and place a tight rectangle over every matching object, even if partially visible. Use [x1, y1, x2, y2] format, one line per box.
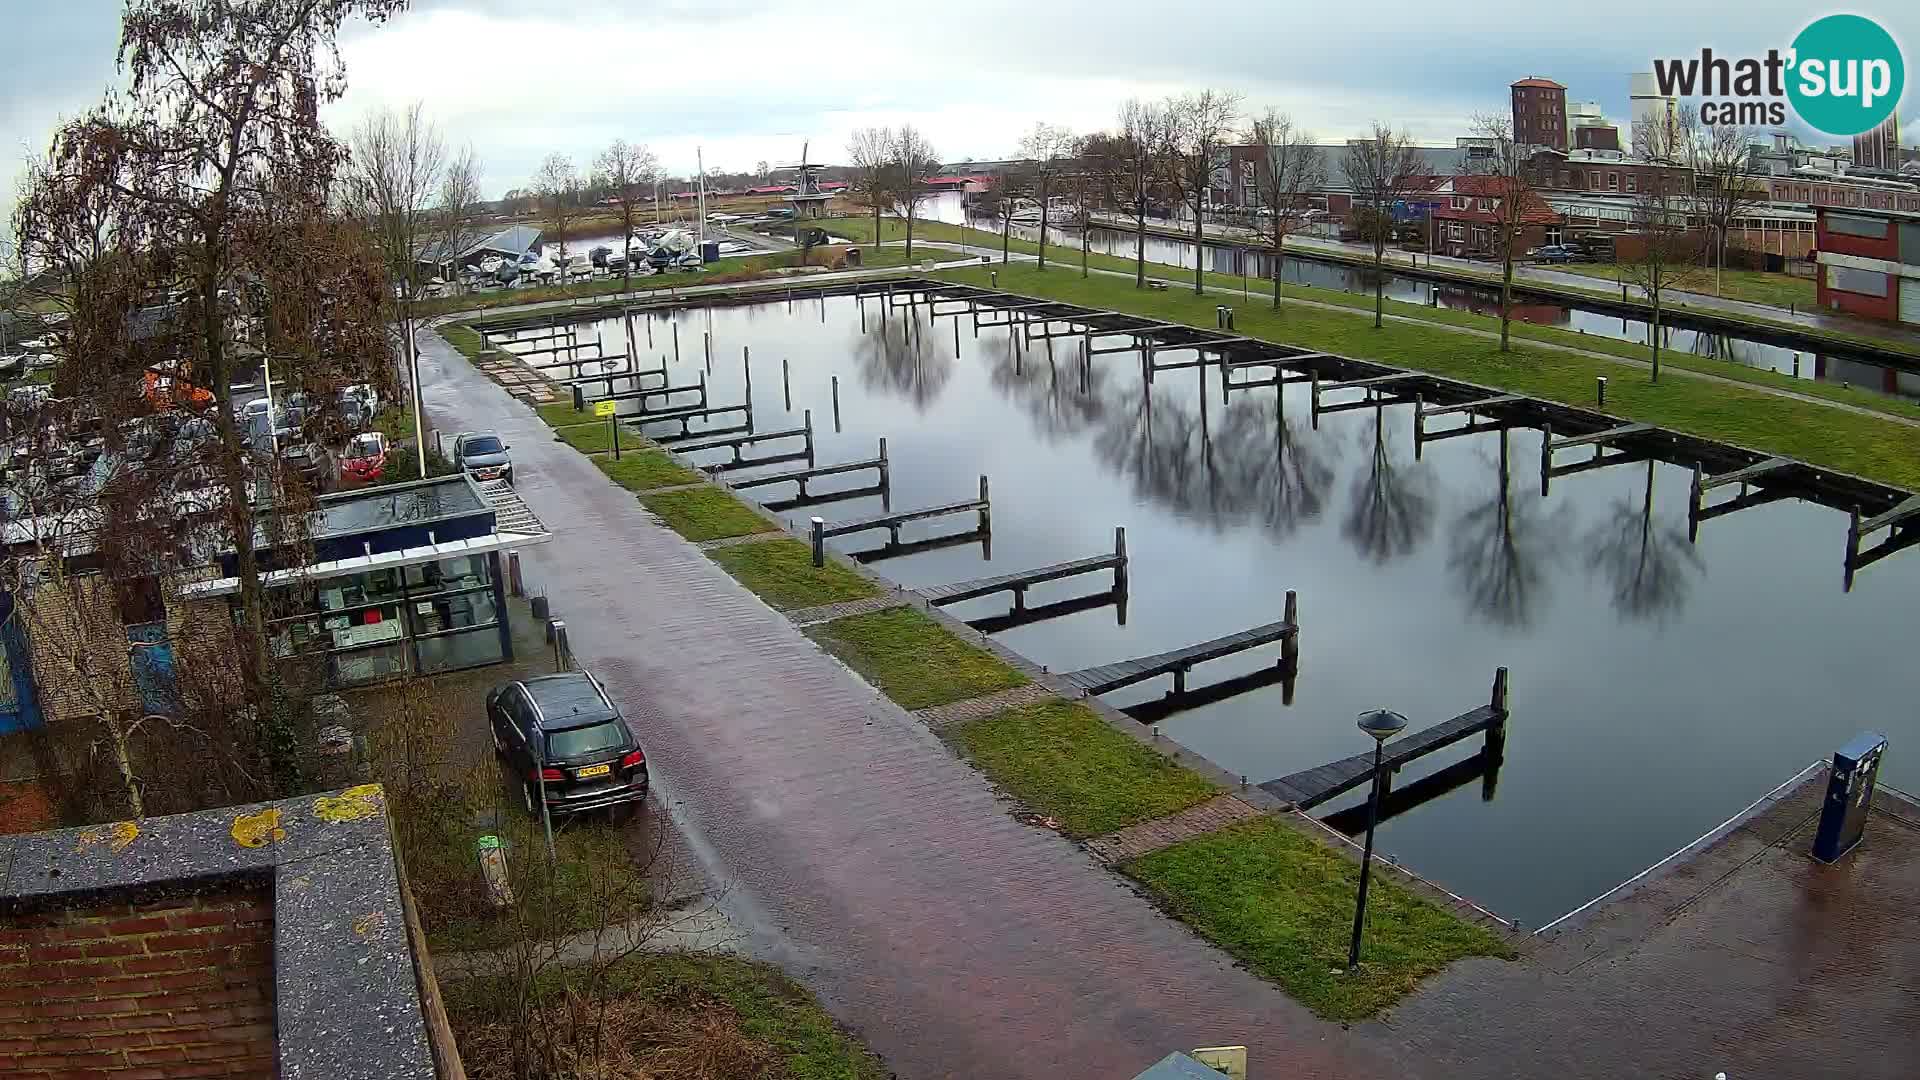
[434, 143, 486, 290]
[845, 126, 894, 248]
[1019, 122, 1077, 271]
[532, 152, 581, 271]
[1342, 123, 1423, 328]
[592, 138, 659, 291]
[1464, 113, 1549, 351]
[892, 126, 940, 262]
[1678, 109, 1764, 296]
[13, 0, 407, 792]
[1113, 99, 1174, 288]
[977, 160, 1035, 265]
[1621, 120, 1703, 382]
[1165, 90, 1241, 295]
[1245, 109, 1324, 310]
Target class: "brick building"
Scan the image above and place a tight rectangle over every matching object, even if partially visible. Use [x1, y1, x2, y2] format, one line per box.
[1428, 175, 1562, 257]
[1511, 77, 1568, 152]
[0, 786, 458, 1078]
[1528, 148, 1690, 197]
[1814, 206, 1920, 324]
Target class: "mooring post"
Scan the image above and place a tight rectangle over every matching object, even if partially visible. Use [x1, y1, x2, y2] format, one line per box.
[704, 331, 712, 374]
[507, 550, 524, 597]
[878, 437, 890, 487]
[803, 409, 816, 460]
[811, 516, 826, 568]
[608, 411, 621, 460]
[743, 345, 752, 409]
[831, 376, 842, 432]
[1309, 371, 1321, 430]
[1281, 590, 1299, 670]
[781, 358, 792, 410]
[1539, 423, 1554, 496]
[698, 369, 708, 410]
[1412, 394, 1425, 460]
[1113, 526, 1128, 595]
[1487, 666, 1510, 756]
[646, 310, 654, 347]
[672, 319, 679, 364]
[977, 475, 991, 534]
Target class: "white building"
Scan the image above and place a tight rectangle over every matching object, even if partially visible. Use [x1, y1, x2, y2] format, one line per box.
[1628, 72, 1678, 154]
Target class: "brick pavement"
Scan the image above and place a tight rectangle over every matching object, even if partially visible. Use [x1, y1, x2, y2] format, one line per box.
[414, 328, 1400, 1080]
[1085, 795, 1270, 865]
[912, 682, 1057, 733]
[785, 594, 910, 628]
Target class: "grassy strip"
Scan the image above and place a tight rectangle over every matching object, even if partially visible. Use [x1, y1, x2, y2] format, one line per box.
[597, 452, 702, 491]
[936, 263, 1920, 490]
[708, 538, 881, 611]
[1547, 261, 1816, 309]
[445, 952, 887, 1080]
[810, 607, 1026, 710]
[951, 699, 1218, 838]
[639, 486, 777, 541]
[815, 216, 1920, 423]
[1125, 817, 1515, 1021]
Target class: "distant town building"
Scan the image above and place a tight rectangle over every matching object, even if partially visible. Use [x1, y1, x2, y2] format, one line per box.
[1853, 116, 1902, 173]
[1511, 77, 1568, 152]
[1566, 101, 1614, 149]
[1427, 174, 1562, 257]
[1814, 205, 1920, 324]
[1574, 125, 1621, 151]
[1629, 72, 1679, 155]
[1527, 147, 1689, 197]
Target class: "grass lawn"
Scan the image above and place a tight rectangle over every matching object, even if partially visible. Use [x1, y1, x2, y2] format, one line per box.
[708, 538, 882, 611]
[951, 699, 1219, 838]
[639, 485, 777, 542]
[549, 415, 650, 454]
[935, 263, 1920, 491]
[597, 451, 702, 491]
[810, 606, 1027, 710]
[1548, 262, 1818, 309]
[445, 952, 886, 1080]
[1125, 817, 1515, 1021]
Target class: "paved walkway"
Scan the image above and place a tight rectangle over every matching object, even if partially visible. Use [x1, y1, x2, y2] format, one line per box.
[412, 329, 1400, 1080]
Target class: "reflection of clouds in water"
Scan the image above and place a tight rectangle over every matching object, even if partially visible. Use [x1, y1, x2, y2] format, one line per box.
[850, 306, 954, 413]
[1341, 409, 1436, 564]
[1446, 431, 1574, 630]
[1583, 460, 1704, 625]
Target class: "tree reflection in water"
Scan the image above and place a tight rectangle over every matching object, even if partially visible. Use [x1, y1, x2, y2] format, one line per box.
[983, 331, 1112, 443]
[851, 305, 954, 412]
[1342, 406, 1435, 563]
[1584, 459, 1704, 622]
[1207, 389, 1338, 539]
[1446, 428, 1573, 628]
[1091, 379, 1223, 525]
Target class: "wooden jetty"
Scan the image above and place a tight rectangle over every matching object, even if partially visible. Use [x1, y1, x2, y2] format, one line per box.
[1123, 659, 1295, 724]
[1412, 392, 1526, 457]
[728, 439, 889, 502]
[919, 528, 1127, 612]
[810, 476, 990, 566]
[1310, 370, 1423, 426]
[571, 373, 706, 414]
[1687, 456, 1796, 540]
[1846, 494, 1920, 589]
[966, 588, 1126, 635]
[1059, 594, 1298, 698]
[551, 364, 667, 390]
[672, 412, 815, 471]
[1321, 746, 1502, 834]
[635, 403, 752, 440]
[1261, 669, 1510, 811]
[1538, 421, 1654, 496]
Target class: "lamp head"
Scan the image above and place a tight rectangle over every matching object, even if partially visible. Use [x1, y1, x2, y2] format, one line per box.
[1357, 709, 1409, 743]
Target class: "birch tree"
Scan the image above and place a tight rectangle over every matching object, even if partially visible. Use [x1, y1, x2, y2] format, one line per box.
[1342, 123, 1422, 328]
[1245, 109, 1324, 310]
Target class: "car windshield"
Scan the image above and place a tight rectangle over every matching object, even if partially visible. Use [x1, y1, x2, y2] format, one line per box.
[545, 720, 626, 760]
[463, 436, 504, 455]
[347, 435, 383, 458]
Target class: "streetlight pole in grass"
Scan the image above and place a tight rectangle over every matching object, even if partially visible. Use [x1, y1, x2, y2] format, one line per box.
[1348, 708, 1408, 971]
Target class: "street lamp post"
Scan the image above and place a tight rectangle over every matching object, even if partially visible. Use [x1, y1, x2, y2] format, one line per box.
[1347, 708, 1409, 971]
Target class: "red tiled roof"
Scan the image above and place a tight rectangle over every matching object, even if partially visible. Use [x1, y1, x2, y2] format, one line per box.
[1511, 77, 1565, 89]
[1433, 176, 1562, 225]
[747, 184, 797, 195]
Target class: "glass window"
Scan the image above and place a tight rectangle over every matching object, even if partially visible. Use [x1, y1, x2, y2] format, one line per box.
[545, 721, 628, 760]
[461, 436, 504, 455]
[417, 626, 504, 674]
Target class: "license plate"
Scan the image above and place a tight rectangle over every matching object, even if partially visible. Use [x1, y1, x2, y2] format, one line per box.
[576, 763, 611, 779]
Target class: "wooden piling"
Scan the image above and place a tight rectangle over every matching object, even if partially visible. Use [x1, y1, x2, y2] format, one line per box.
[977, 475, 991, 534]
[1281, 590, 1299, 669]
[743, 346, 752, 410]
[803, 409, 815, 459]
[1538, 424, 1553, 496]
[672, 320, 679, 364]
[1114, 526, 1128, 595]
[1487, 666, 1510, 756]
[831, 376, 841, 432]
[647, 311, 654, 347]
[1412, 394, 1425, 460]
[704, 331, 712, 374]
[878, 437, 890, 487]
[782, 358, 792, 410]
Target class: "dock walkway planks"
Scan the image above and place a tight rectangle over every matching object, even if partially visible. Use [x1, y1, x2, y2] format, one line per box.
[1261, 704, 1503, 810]
[920, 553, 1122, 607]
[1060, 616, 1296, 697]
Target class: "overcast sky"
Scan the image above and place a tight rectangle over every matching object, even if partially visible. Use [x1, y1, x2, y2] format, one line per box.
[4, 0, 1916, 201]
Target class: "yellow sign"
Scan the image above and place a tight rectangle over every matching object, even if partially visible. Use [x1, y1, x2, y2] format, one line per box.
[594, 400, 617, 417]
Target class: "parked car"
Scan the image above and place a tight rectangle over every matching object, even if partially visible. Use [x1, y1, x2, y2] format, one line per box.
[487, 672, 649, 818]
[340, 430, 389, 484]
[281, 439, 329, 490]
[1530, 244, 1583, 264]
[451, 430, 512, 484]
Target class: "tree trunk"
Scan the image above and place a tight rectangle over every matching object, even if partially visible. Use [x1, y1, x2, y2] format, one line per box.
[1272, 236, 1284, 310]
[1081, 214, 1089, 278]
[620, 204, 633, 293]
[1499, 241, 1514, 352]
[1650, 289, 1662, 383]
[1192, 196, 1205, 295]
[905, 198, 915, 261]
[1037, 172, 1050, 271]
[110, 714, 144, 819]
[1002, 212, 1011, 264]
[872, 196, 881, 250]
[1134, 206, 1147, 288]
[1373, 239, 1385, 329]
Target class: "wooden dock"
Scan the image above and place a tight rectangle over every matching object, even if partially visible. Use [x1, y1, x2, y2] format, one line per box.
[966, 588, 1125, 635]
[728, 439, 888, 500]
[671, 411, 814, 470]
[1687, 456, 1797, 540]
[1538, 421, 1656, 496]
[919, 528, 1127, 612]
[571, 373, 706, 414]
[1261, 669, 1510, 811]
[1846, 494, 1920, 589]
[1060, 595, 1297, 697]
[635, 403, 751, 440]
[1310, 370, 1422, 426]
[810, 477, 990, 566]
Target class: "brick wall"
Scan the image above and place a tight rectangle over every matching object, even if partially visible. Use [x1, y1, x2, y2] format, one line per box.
[0, 884, 275, 1079]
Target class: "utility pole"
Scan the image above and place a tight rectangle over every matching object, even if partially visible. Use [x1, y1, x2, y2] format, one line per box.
[697, 145, 707, 259]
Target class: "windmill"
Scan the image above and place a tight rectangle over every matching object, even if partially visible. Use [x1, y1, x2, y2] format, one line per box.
[775, 141, 835, 219]
[776, 141, 822, 197]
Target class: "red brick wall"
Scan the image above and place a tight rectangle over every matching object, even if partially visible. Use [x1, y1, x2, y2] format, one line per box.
[1815, 212, 1897, 260]
[0, 886, 275, 1079]
[1816, 265, 1899, 320]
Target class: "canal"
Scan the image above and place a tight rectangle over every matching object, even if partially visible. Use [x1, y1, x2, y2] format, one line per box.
[919, 192, 1920, 404]
[541, 292, 1918, 926]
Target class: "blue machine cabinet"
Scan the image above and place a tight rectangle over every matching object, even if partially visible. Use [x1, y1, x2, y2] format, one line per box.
[1811, 732, 1887, 864]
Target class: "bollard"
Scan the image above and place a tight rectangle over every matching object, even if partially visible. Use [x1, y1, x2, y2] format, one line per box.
[783, 357, 792, 410]
[810, 516, 827, 567]
[549, 619, 570, 671]
[743, 345, 752, 408]
[831, 375, 841, 432]
[608, 411, 621, 460]
[672, 320, 679, 364]
[530, 594, 550, 622]
[990, 270, 998, 288]
[507, 550, 524, 597]
[704, 331, 712, 373]
[1596, 376, 1607, 407]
